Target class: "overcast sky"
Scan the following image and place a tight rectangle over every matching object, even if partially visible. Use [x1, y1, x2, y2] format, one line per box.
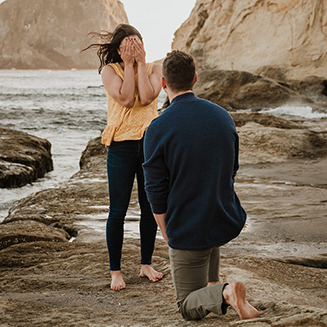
[0, 0, 196, 62]
[121, 0, 196, 61]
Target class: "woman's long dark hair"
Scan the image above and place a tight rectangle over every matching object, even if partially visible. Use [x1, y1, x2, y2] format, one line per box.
[83, 24, 143, 73]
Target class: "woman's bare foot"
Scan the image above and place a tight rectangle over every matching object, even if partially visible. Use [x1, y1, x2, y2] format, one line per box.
[223, 282, 259, 320]
[140, 265, 164, 282]
[110, 271, 126, 291]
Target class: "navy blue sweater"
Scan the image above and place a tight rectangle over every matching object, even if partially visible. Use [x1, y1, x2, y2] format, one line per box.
[143, 93, 246, 250]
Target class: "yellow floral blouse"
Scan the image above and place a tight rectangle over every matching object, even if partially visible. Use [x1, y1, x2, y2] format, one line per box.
[101, 62, 159, 146]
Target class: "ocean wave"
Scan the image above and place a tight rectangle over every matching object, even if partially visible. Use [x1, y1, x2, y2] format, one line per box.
[261, 105, 327, 119]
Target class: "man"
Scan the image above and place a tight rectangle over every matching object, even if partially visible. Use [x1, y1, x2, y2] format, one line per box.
[143, 50, 259, 321]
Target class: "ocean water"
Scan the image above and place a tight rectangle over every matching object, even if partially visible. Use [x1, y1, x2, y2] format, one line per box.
[0, 69, 326, 222]
[0, 69, 168, 222]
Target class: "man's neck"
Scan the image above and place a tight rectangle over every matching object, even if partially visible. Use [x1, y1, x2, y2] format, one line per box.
[167, 90, 193, 103]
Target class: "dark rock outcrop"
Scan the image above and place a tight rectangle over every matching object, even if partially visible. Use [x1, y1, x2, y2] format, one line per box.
[230, 112, 303, 129]
[194, 69, 315, 111]
[256, 67, 327, 109]
[0, 128, 53, 188]
[79, 136, 107, 170]
[0, 220, 69, 250]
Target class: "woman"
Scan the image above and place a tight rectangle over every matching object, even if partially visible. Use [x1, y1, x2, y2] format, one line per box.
[86, 24, 163, 290]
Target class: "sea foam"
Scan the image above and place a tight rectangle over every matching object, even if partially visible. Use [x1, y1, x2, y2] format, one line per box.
[261, 105, 327, 119]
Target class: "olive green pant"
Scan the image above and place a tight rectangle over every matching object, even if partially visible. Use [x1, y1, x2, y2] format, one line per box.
[169, 246, 228, 321]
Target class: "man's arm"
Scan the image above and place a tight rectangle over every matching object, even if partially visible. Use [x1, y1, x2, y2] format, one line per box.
[153, 213, 168, 243]
[143, 126, 170, 236]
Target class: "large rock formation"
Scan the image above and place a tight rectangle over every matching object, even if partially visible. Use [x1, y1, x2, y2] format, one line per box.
[0, 128, 53, 188]
[172, 0, 327, 80]
[0, 0, 128, 69]
[193, 68, 314, 110]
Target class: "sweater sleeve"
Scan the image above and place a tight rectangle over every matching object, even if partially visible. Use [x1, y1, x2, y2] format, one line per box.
[142, 125, 169, 214]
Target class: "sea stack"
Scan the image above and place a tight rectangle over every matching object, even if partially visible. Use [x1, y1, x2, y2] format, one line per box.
[0, 0, 129, 69]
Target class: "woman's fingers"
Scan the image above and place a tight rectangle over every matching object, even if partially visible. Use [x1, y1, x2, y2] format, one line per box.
[131, 38, 145, 63]
[120, 37, 146, 65]
[121, 39, 136, 64]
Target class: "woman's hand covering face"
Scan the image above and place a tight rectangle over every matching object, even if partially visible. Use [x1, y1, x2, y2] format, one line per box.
[119, 36, 145, 65]
[119, 37, 136, 66]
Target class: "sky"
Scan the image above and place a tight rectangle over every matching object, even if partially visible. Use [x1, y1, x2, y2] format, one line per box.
[120, 0, 197, 61]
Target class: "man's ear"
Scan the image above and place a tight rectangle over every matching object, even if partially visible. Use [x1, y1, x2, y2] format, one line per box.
[162, 76, 167, 89]
[194, 73, 198, 85]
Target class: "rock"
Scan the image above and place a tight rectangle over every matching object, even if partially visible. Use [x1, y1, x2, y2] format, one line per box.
[0, 0, 128, 69]
[237, 121, 327, 164]
[0, 220, 69, 250]
[2, 137, 109, 239]
[79, 136, 107, 170]
[0, 128, 53, 188]
[285, 76, 327, 108]
[256, 67, 327, 108]
[173, 0, 327, 80]
[194, 68, 313, 110]
[3, 178, 109, 237]
[275, 256, 327, 269]
[230, 112, 303, 129]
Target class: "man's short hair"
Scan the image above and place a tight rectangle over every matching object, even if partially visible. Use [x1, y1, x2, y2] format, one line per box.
[162, 50, 196, 92]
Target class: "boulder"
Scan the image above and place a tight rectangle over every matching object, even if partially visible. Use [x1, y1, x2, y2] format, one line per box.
[194, 68, 313, 110]
[0, 128, 53, 188]
[0, 220, 69, 250]
[256, 67, 327, 108]
[237, 121, 327, 164]
[0, 0, 128, 69]
[230, 112, 303, 129]
[79, 136, 107, 170]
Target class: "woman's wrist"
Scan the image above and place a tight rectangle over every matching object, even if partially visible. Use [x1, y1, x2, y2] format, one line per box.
[137, 60, 147, 68]
[124, 61, 135, 69]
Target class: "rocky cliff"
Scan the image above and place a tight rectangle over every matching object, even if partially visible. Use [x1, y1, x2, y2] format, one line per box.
[172, 0, 327, 80]
[0, 0, 128, 69]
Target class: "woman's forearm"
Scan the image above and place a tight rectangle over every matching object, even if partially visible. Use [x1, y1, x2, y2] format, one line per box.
[119, 63, 136, 107]
[132, 38, 161, 106]
[137, 63, 157, 105]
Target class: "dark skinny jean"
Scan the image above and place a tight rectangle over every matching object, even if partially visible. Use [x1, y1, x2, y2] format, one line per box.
[106, 138, 158, 271]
